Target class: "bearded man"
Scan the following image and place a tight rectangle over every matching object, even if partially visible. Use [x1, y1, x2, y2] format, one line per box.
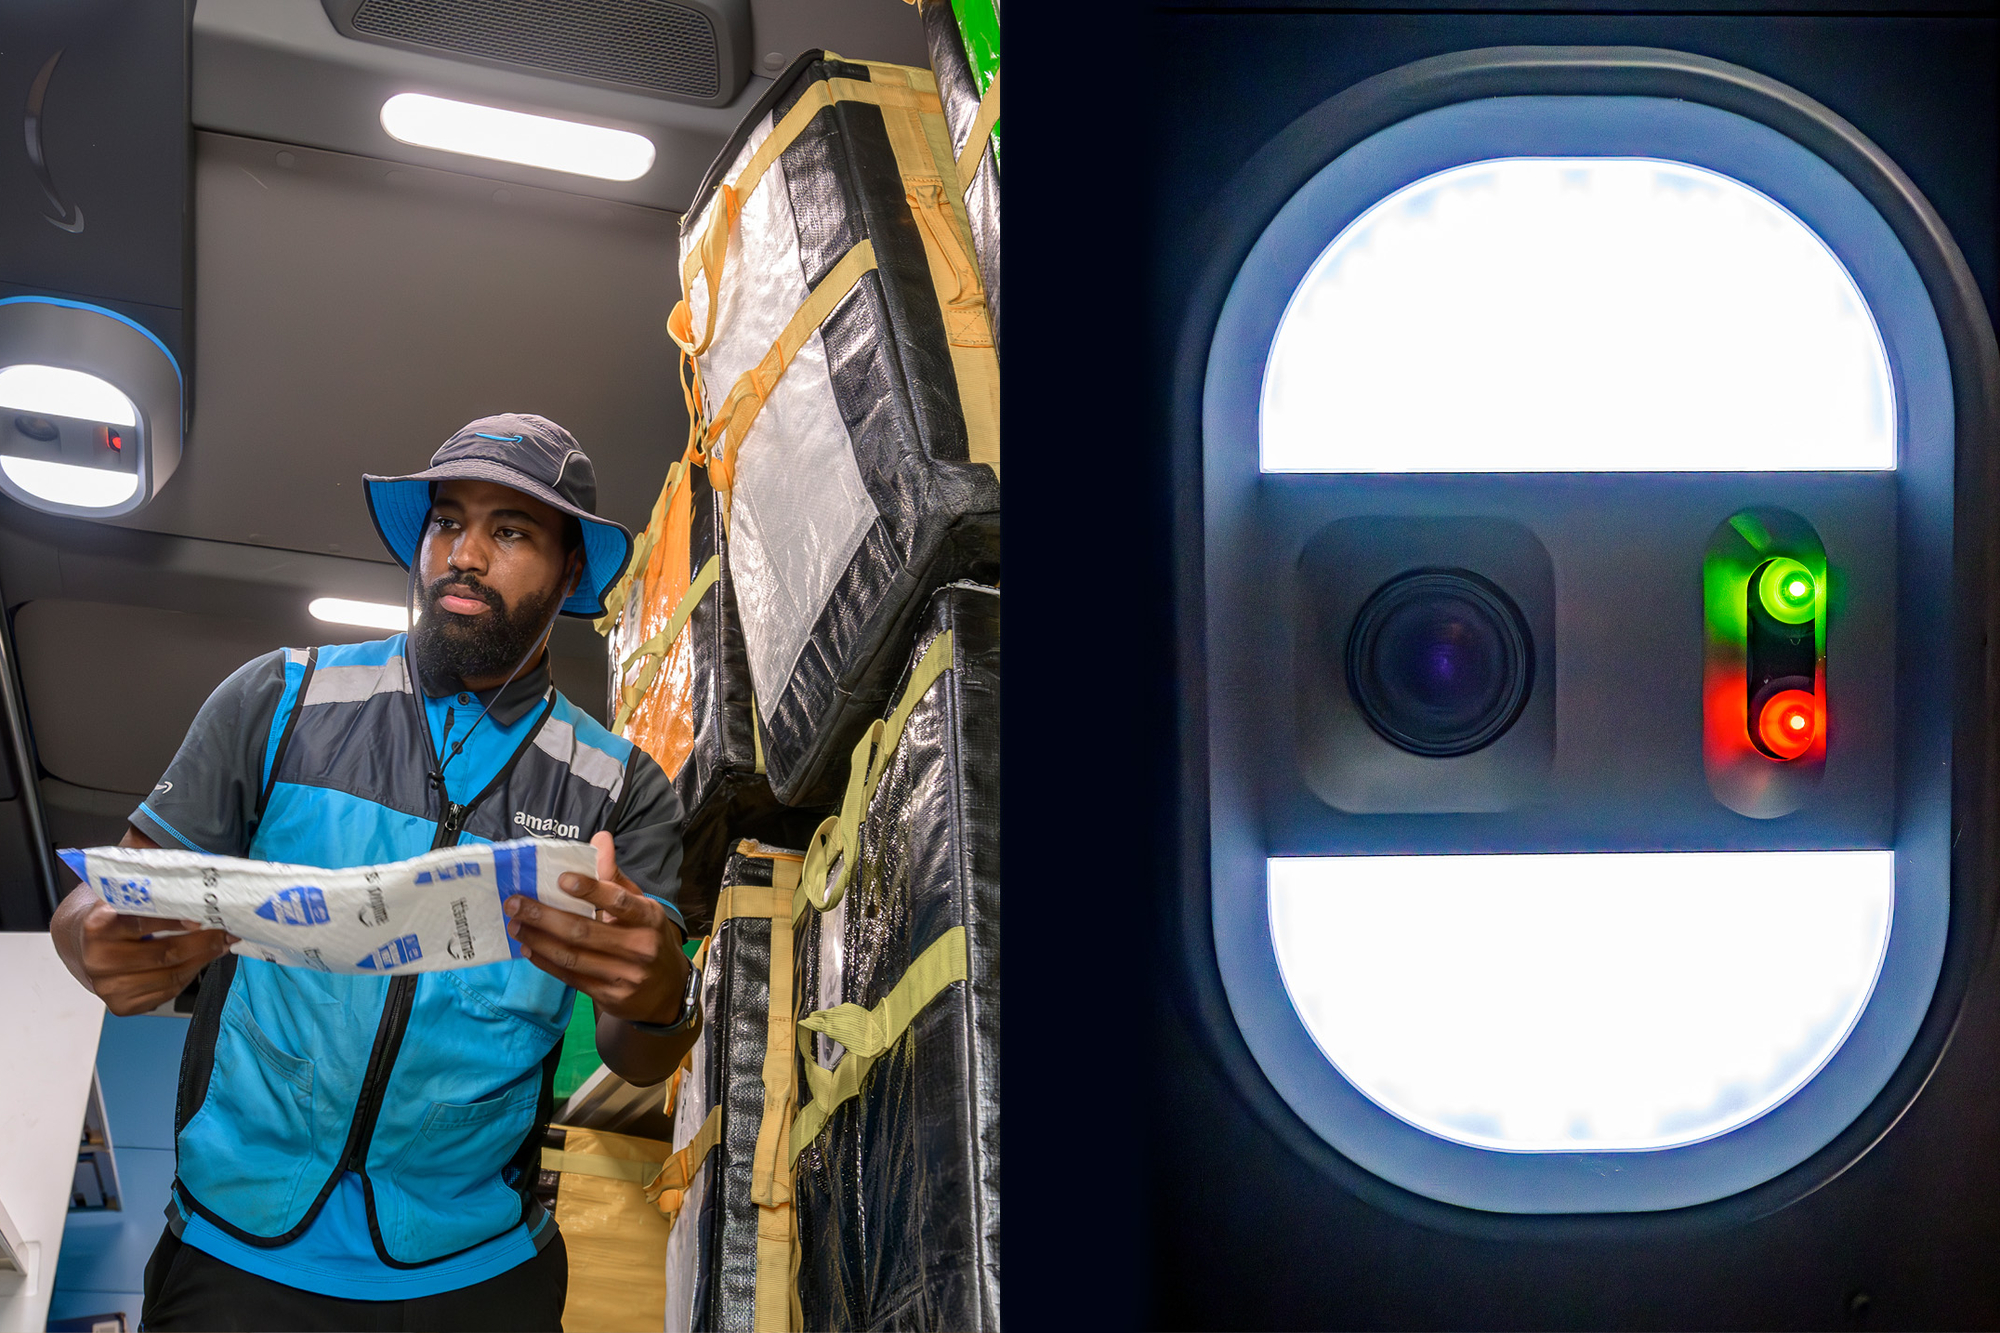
[48, 415, 694, 1332]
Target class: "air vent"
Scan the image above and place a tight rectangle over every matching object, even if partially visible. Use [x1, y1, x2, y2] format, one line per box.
[324, 0, 748, 107]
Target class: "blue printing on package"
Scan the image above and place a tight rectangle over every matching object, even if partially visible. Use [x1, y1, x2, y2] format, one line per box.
[494, 842, 539, 958]
[356, 932, 424, 971]
[255, 884, 331, 926]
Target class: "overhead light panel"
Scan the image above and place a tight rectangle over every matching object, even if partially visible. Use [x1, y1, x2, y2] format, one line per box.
[379, 93, 656, 182]
[310, 597, 409, 632]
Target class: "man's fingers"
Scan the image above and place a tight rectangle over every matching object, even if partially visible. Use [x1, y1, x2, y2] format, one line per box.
[90, 929, 233, 974]
[513, 946, 608, 1001]
[538, 874, 661, 928]
[505, 900, 659, 964]
[511, 919, 649, 990]
[581, 831, 642, 894]
[95, 951, 221, 1016]
[90, 905, 206, 942]
[552, 874, 626, 912]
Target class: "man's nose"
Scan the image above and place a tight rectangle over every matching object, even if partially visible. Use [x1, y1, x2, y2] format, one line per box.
[445, 528, 492, 575]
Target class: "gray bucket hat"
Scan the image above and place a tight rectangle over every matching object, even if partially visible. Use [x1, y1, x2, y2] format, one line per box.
[364, 414, 633, 618]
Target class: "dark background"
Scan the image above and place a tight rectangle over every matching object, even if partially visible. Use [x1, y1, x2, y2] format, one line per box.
[1006, 2, 2000, 1328]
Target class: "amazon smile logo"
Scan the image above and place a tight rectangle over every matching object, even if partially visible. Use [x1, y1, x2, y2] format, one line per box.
[25, 50, 83, 234]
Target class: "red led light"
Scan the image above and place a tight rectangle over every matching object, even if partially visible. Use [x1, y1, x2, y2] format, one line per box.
[1756, 689, 1822, 761]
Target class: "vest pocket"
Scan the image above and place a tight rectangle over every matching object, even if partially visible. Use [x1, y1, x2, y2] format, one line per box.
[176, 1001, 319, 1236]
[377, 1078, 542, 1262]
[444, 960, 573, 1039]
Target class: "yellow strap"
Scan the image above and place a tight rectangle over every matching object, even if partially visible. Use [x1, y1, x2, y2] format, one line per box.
[708, 843, 807, 1262]
[796, 927, 970, 1056]
[954, 68, 1000, 195]
[751, 693, 766, 775]
[705, 851, 808, 1328]
[750, 852, 802, 1195]
[795, 630, 955, 923]
[609, 554, 722, 734]
[755, 1198, 797, 1332]
[642, 1103, 722, 1224]
[789, 926, 968, 1163]
[672, 183, 739, 358]
[540, 1147, 664, 1185]
[748, 830, 800, 1330]
[714, 882, 788, 926]
[736, 840, 805, 865]
[769, 855, 802, 893]
[707, 241, 878, 494]
[788, 1195, 805, 1333]
[903, 178, 999, 475]
[592, 464, 680, 634]
[874, 74, 999, 473]
[677, 76, 941, 361]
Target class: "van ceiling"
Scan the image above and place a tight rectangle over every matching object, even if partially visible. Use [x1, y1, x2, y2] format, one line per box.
[195, 0, 930, 210]
[0, 0, 931, 925]
[129, 130, 685, 556]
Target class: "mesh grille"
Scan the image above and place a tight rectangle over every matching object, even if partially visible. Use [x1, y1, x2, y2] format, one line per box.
[352, 0, 720, 100]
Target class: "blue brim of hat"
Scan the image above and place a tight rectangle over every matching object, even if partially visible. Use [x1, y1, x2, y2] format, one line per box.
[364, 463, 632, 619]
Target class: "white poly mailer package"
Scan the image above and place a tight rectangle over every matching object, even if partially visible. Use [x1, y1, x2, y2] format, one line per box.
[58, 837, 599, 976]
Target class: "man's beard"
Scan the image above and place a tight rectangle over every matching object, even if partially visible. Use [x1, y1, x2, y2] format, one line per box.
[410, 572, 561, 690]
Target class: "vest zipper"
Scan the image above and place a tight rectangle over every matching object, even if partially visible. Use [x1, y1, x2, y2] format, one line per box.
[334, 688, 558, 1225]
[334, 797, 467, 1177]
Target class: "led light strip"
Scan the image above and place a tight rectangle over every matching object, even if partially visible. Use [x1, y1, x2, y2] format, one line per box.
[310, 598, 409, 632]
[380, 93, 656, 182]
[1269, 850, 1895, 1152]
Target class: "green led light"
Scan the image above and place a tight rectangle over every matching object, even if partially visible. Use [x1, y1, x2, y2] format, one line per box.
[1757, 557, 1817, 625]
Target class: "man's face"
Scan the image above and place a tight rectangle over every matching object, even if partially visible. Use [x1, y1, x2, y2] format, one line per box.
[411, 478, 575, 689]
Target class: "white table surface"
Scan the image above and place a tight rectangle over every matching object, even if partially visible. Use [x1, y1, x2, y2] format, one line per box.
[0, 934, 105, 1332]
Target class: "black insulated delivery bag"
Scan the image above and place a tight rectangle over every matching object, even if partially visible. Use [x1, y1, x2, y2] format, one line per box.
[790, 583, 1000, 1331]
[659, 840, 804, 1332]
[602, 456, 821, 933]
[669, 51, 1002, 811]
[918, 0, 1000, 356]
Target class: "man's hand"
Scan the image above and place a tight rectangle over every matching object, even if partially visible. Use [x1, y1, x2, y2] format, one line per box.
[51, 832, 238, 1017]
[504, 831, 688, 1027]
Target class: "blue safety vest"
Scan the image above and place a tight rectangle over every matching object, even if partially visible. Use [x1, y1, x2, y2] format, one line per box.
[164, 636, 636, 1267]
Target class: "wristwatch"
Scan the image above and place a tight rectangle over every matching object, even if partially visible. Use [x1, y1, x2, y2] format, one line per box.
[628, 954, 702, 1036]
